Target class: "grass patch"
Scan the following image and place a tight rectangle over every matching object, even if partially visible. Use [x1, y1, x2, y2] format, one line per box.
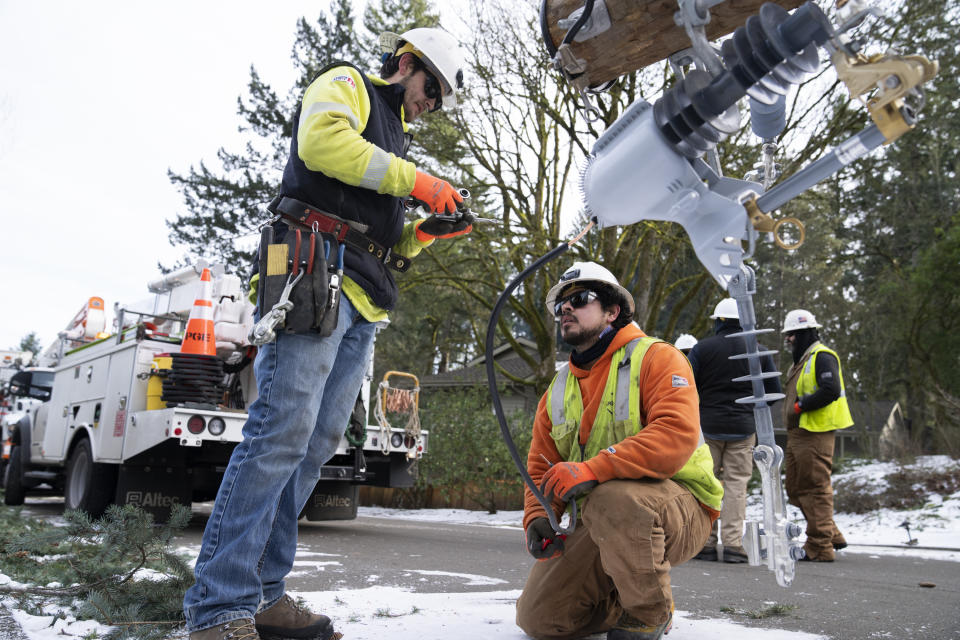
[721, 603, 797, 619]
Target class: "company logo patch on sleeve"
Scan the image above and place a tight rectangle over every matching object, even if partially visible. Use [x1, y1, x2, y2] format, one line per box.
[672, 374, 689, 387]
[604, 446, 616, 454]
[332, 75, 356, 89]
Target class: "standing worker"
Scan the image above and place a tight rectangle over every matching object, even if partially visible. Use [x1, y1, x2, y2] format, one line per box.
[516, 262, 723, 640]
[687, 298, 781, 563]
[782, 309, 852, 562]
[674, 333, 697, 356]
[184, 28, 470, 640]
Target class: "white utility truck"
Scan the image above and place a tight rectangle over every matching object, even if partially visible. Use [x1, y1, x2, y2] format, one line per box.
[2, 262, 425, 521]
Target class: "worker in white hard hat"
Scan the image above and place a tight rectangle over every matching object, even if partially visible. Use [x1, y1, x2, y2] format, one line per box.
[517, 261, 722, 640]
[674, 333, 698, 354]
[687, 298, 781, 564]
[185, 27, 471, 640]
[782, 309, 853, 562]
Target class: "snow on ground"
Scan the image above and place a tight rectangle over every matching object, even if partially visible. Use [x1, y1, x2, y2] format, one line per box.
[294, 587, 828, 640]
[366, 455, 960, 562]
[749, 454, 960, 562]
[2, 588, 827, 640]
[1, 598, 107, 640]
[2, 456, 957, 638]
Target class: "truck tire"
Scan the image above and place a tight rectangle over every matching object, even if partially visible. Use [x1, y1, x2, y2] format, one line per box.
[64, 439, 116, 517]
[3, 445, 26, 505]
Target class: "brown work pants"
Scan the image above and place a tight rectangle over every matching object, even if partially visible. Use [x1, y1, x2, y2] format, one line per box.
[705, 435, 755, 549]
[516, 479, 711, 640]
[785, 425, 845, 560]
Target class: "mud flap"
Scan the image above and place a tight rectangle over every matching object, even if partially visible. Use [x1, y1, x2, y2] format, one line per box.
[301, 482, 359, 521]
[114, 465, 192, 522]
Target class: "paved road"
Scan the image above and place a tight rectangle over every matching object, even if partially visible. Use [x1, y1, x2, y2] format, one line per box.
[12, 502, 960, 639]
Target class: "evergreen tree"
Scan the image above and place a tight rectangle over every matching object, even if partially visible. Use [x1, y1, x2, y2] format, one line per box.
[0, 505, 193, 639]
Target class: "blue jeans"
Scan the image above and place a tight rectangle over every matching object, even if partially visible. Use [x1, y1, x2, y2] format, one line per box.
[183, 295, 376, 631]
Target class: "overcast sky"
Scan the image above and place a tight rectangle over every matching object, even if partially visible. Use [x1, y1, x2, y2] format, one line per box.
[0, 1, 375, 352]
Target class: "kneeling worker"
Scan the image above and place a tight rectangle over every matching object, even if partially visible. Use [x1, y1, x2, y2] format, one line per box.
[516, 262, 723, 640]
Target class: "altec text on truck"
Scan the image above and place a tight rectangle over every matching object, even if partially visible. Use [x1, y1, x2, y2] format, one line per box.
[1, 262, 425, 521]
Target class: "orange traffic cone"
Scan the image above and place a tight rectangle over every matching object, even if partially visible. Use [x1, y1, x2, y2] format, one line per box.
[180, 268, 217, 356]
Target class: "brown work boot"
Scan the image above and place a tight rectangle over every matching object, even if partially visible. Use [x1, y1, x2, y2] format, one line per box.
[255, 594, 339, 640]
[832, 533, 848, 550]
[190, 619, 260, 640]
[607, 602, 674, 640]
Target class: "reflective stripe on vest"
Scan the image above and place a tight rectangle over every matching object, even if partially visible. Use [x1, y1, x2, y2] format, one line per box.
[797, 345, 854, 432]
[546, 337, 722, 510]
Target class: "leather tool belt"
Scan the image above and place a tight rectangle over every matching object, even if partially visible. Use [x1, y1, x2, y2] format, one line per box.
[257, 224, 339, 338]
[270, 196, 413, 273]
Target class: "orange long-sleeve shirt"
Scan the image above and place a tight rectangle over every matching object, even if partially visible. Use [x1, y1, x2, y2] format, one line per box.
[523, 323, 716, 530]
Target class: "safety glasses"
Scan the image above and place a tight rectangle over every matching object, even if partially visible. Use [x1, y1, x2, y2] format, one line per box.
[422, 69, 443, 110]
[553, 290, 598, 316]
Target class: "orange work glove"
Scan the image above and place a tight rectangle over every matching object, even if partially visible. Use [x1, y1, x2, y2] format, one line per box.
[540, 461, 598, 502]
[414, 216, 473, 243]
[410, 169, 463, 214]
[525, 517, 566, 560]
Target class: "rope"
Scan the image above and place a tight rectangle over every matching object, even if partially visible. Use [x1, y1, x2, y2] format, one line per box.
[374, 381, 421, 459]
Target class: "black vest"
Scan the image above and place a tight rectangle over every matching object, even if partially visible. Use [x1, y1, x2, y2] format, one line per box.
[279, 61, 409, 310]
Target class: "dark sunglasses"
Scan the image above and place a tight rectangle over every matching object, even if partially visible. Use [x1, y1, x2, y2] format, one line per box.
[554, 290, 598, 316]
[410, 57, 443, 110]
[422, 69, 442, 109]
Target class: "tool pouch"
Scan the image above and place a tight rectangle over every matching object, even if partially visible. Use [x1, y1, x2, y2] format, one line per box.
[258, 223, 339, 337]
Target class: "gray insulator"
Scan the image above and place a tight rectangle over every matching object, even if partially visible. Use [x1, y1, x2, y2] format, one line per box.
[655, 1, 831, 158]
[750, 94, 787, 139]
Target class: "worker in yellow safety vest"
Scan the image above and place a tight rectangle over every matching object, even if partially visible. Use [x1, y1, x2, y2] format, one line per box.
[185, 27, 472, 640]
[782, 308, 853, 562]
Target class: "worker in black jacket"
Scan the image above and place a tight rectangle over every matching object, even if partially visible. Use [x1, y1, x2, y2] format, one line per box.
[688, 298, 781, 563]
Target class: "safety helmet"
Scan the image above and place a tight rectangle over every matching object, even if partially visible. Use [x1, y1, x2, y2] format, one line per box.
[782, 309, 821, 333]
[674, 334, 698, 350]
[545, 261, 635, 317]
[379, 27, 465, 110]
[710, 297, 739, 320]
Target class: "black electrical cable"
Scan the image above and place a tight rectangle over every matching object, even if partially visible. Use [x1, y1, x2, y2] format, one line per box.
[485, 241, 578, 536]
[539, 0, 595, 66]
[539, 0, 558, 57]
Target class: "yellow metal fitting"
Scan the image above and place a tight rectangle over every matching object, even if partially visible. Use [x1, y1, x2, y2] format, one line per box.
[744, 196, 805, 250]
[833, 50, 939, 144]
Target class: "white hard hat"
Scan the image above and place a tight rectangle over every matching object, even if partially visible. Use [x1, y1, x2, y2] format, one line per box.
[675, 334, 698, 350]
[710, 297, 739, 320]
[782, 309, 822, 333]
[379, 27, 465, 109]
[545, 261, 635, 317]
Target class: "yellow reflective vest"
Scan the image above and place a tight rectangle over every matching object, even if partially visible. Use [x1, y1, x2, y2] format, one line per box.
[797, 344, 854, 432]
[546, 337, 723, 511]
